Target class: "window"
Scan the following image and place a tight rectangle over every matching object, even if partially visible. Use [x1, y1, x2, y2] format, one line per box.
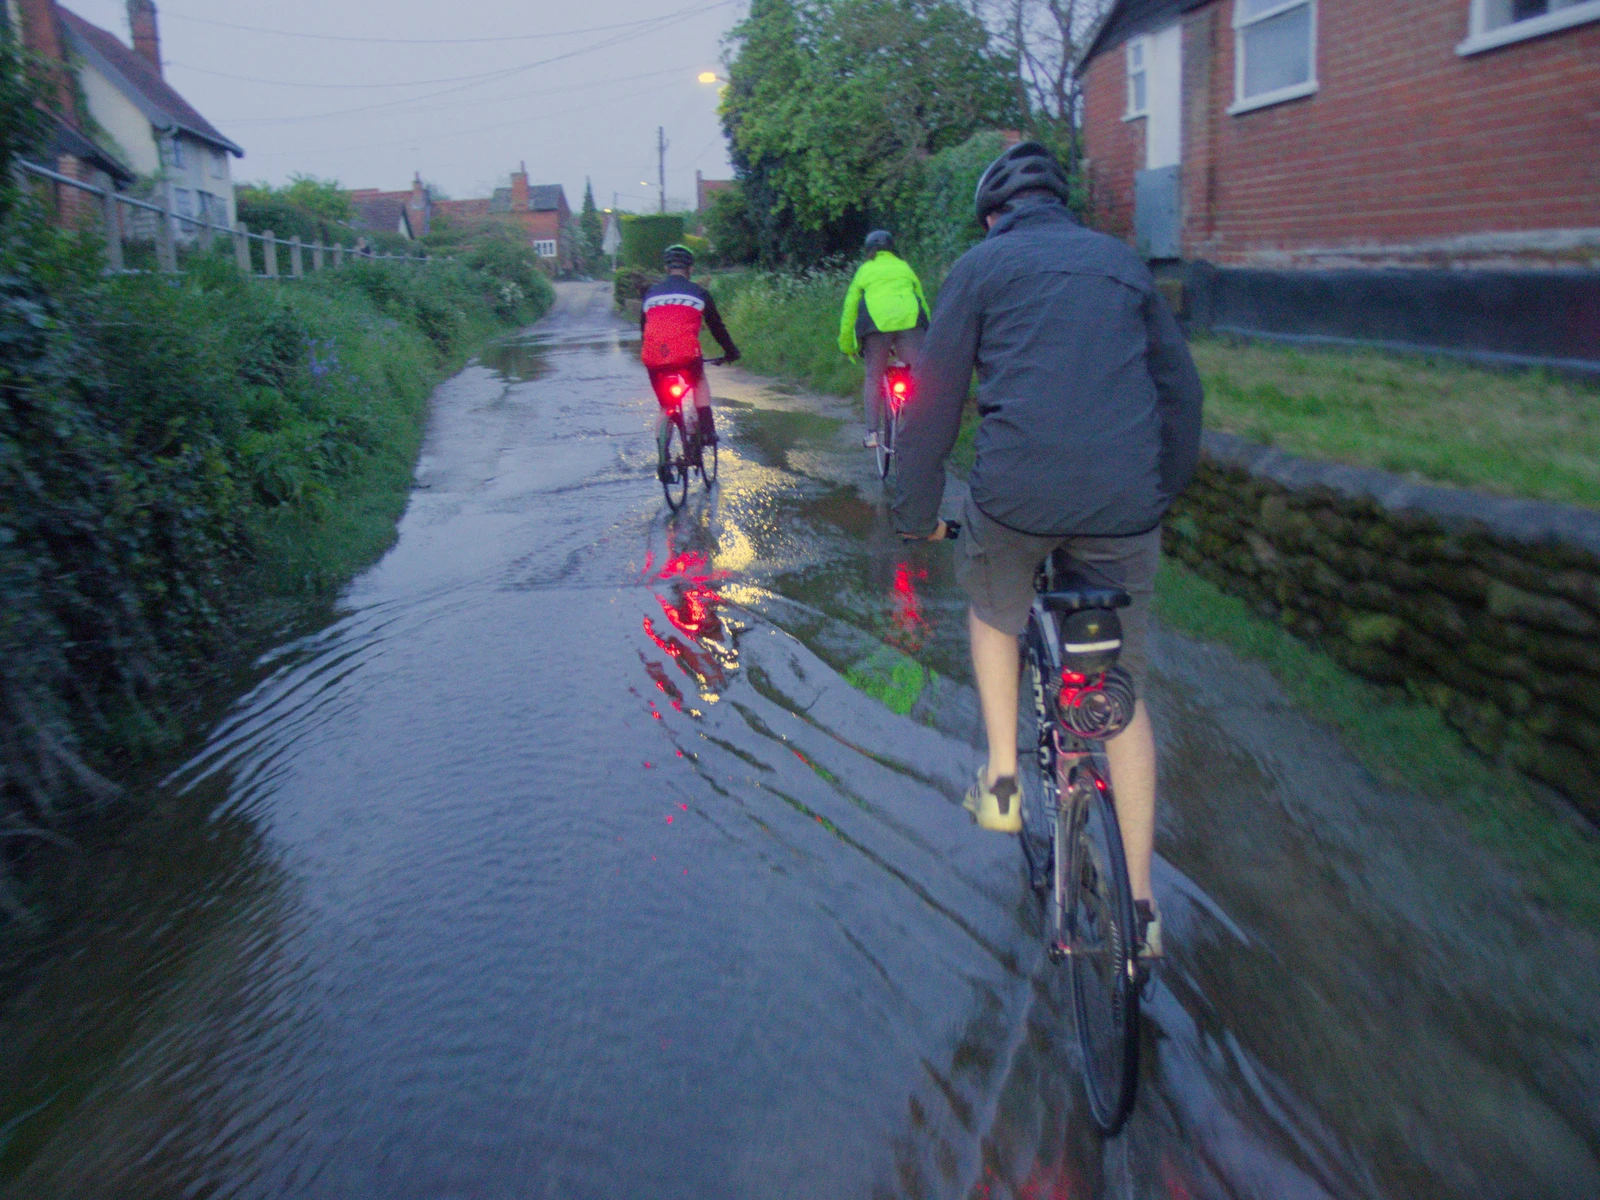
[1125, 37, 1148, 118]
[1230, 0, 1317, 115]
[533, 239, 557, 258]
[1459, 0, 1600, 53]
[172, 187, 193, 218]
[168, 136, 186, 169]
[210, 148, 227, 178]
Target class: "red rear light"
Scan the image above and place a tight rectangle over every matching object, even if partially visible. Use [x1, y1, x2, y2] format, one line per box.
[892, 379, 908, 396]
[1061, 670, 1086, 685]
[668, 382, 685, 399]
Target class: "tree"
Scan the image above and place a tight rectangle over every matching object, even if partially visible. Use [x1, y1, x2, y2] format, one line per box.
[579, 178, 604, 274]
[721, 0, 1021, 264]
[965, 0, 1113, 157]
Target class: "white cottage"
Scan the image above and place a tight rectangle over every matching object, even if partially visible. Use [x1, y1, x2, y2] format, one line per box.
[61, 1, 243, 237]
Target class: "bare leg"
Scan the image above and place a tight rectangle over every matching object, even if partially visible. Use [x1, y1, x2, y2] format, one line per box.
[1103, 699, 1155, 903]
[968, 607, 1021, 786]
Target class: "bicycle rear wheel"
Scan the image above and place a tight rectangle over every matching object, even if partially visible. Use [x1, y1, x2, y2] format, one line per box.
[875, 405, 894, 480]
[1063, 768, 1141, 1135]
[660, 418, 689, 511]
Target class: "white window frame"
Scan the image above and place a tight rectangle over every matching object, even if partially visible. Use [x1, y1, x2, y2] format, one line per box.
[533, 239, 557, 258]
[1457, 0, 1600, 55]
[210, 148, 227, 178]
[1228, 0, 1318, 116]
[168, 136, 186, 169]
[1123, 36, 1149, 120]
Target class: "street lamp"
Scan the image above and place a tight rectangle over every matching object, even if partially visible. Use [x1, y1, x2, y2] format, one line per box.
[698, 71, 727, 86]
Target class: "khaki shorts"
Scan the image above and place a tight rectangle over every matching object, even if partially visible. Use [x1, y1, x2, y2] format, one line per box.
[953, 495, 1160, 692]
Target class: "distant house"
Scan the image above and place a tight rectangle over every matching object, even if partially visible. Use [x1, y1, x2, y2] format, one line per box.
[695, 170, 732, 213]
[435, 164, 572, 272]
[5, 0, 136, 221]
[58, 0, 243, 239]
[1077, 0, 1600, 369]
[349, 175, 433, 240]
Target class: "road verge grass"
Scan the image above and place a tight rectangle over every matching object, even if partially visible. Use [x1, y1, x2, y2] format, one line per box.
[1155, 559, 1600, 930]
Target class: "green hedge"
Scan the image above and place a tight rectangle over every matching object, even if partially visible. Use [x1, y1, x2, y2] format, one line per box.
[0, 202, 551, 905]
[619, 214, 686, 268]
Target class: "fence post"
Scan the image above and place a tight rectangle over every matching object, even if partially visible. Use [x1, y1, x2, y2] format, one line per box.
[156, 192, 178, 272]
[290, 235, 304, 278]
[234, 221, 252, 274]
[263, 229, 278, 278]
[334, 242, 344, 268]
[312, 239, 324, 271]
[101, 189, 124, 272]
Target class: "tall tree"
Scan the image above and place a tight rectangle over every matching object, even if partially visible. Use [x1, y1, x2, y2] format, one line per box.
[579, 178, 604, 273]
[966, 0, 1112, 156]
[722, 0, 1020, 264]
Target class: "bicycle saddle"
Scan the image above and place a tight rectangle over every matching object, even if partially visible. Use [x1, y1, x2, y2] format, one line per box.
[1040, 571, 1130, 612]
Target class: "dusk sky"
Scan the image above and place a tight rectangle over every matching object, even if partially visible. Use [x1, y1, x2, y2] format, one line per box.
[62, 0, 745, 209]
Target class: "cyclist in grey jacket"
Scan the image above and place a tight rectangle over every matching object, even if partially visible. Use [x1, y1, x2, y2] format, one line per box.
[893, 142, 1202, 957]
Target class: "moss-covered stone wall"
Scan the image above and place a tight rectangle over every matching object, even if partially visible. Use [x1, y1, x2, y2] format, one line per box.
[1166, 432, 1600, 822]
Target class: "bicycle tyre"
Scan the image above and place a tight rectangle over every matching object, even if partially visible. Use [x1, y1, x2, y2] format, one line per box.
[699, 436, 718, 488]
[1064, 768, 1141, 1135]
[875, 406, 893, 480]
[661, 418, 689, 511]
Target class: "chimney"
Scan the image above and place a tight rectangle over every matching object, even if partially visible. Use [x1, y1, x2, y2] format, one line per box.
[510, 162, 530, 212]
[128, 0, 161, 75]
[410, 172, 428, 235]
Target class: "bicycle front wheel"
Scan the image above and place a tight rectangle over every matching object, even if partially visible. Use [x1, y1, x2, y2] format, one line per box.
[699, 436, 718, 488]
[1063, 768, 1141, 1135]
[661, 419, 689, 511]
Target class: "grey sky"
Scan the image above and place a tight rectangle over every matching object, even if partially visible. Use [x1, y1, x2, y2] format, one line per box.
[63, 0, 744, 209]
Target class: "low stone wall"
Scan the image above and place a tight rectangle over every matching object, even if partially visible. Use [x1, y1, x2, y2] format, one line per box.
[1165, 432, 1600, 822]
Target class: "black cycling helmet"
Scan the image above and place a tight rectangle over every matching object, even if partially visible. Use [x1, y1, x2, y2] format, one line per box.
[663, 243, 695, 270]
[863, 229, 894, 253]
[973, 141, 1072, 228]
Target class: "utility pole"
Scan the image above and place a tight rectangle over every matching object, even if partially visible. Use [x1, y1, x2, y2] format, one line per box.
[657, 125, 668, 214]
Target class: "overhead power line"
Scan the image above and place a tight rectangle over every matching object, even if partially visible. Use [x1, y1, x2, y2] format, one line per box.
[211, 14, 701, 127]
[159, 1, 736, 46]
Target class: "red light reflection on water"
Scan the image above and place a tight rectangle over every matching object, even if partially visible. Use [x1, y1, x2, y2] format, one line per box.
[889, 561, 931, 651]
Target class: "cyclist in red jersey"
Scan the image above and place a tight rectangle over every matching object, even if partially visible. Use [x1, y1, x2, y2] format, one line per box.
[641, 244, 740, 475]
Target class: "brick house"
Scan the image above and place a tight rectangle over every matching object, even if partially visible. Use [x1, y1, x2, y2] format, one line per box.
[1079, 0, 1600, 369]
[56, 0, 244, 239]
[6, 0, 138, 221]
[695, 170, 732, 212]
[349, 174, 432, 240]
[434, 164, 572, 273]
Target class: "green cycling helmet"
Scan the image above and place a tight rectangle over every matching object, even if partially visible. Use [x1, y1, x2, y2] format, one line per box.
[663, 243, 695, 269]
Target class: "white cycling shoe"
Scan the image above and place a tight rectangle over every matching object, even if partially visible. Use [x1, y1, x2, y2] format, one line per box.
[963, 766, 1022, 833]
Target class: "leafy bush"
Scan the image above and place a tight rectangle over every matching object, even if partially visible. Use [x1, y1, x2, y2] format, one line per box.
[704, 184, 758, 266]
[619, 213, 686, 268]
[613, 265, 654, 308]
[463, 231, 556, 320]
[1, 151, 552, 897]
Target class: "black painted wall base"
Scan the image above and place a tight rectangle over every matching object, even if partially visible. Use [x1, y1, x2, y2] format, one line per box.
[1182, 263, 1600, 377]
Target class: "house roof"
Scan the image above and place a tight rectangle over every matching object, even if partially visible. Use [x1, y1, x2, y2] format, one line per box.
[351, 197, 413, 238]
[434, 198, 492, 219]
[60, 9, 243, 156]
[1078, 0, 1214, 69]
[45, 110, 136, 185]
[488, 183, 567, 214]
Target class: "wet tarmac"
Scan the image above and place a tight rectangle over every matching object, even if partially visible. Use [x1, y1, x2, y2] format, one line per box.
[2, 282, 1596, 1199]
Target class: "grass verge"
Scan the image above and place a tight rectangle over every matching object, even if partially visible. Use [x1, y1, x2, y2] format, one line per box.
[1155, 559, 1600, 931]
[1192, 337, 1600, 508]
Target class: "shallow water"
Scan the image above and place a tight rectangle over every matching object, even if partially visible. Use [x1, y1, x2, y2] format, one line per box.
[2, 283, 1595, 1199]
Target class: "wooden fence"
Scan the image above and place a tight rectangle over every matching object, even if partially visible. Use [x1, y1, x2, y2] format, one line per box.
[17, 160, 449, 276]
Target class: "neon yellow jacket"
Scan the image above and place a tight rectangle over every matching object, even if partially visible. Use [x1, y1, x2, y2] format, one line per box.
[838, 251, 930, 356]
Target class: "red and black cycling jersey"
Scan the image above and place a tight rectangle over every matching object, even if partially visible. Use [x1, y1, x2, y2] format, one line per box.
[640, 276, 739, 369]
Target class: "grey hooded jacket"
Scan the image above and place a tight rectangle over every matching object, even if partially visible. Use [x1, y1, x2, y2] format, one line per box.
[891, 199, 1203, 539]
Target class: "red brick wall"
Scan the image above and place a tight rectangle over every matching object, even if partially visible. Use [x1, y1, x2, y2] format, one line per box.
[1081, 49, 1144, 240]
[1082, 0, 1600, 266]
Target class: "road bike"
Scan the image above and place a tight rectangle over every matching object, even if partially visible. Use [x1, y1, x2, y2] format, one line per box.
[1019, 550, 1144, 1136]
[874, 359, 913, 482]
[657, 357, 725, 512]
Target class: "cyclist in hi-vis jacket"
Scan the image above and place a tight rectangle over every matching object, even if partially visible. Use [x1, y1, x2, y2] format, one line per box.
[892, 142, 1203, 959]
[839, 230, 930, 449]
[642, 243, 740, 476]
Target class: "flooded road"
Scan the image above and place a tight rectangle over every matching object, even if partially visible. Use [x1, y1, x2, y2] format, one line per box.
[3, 282, 1596, 1199]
